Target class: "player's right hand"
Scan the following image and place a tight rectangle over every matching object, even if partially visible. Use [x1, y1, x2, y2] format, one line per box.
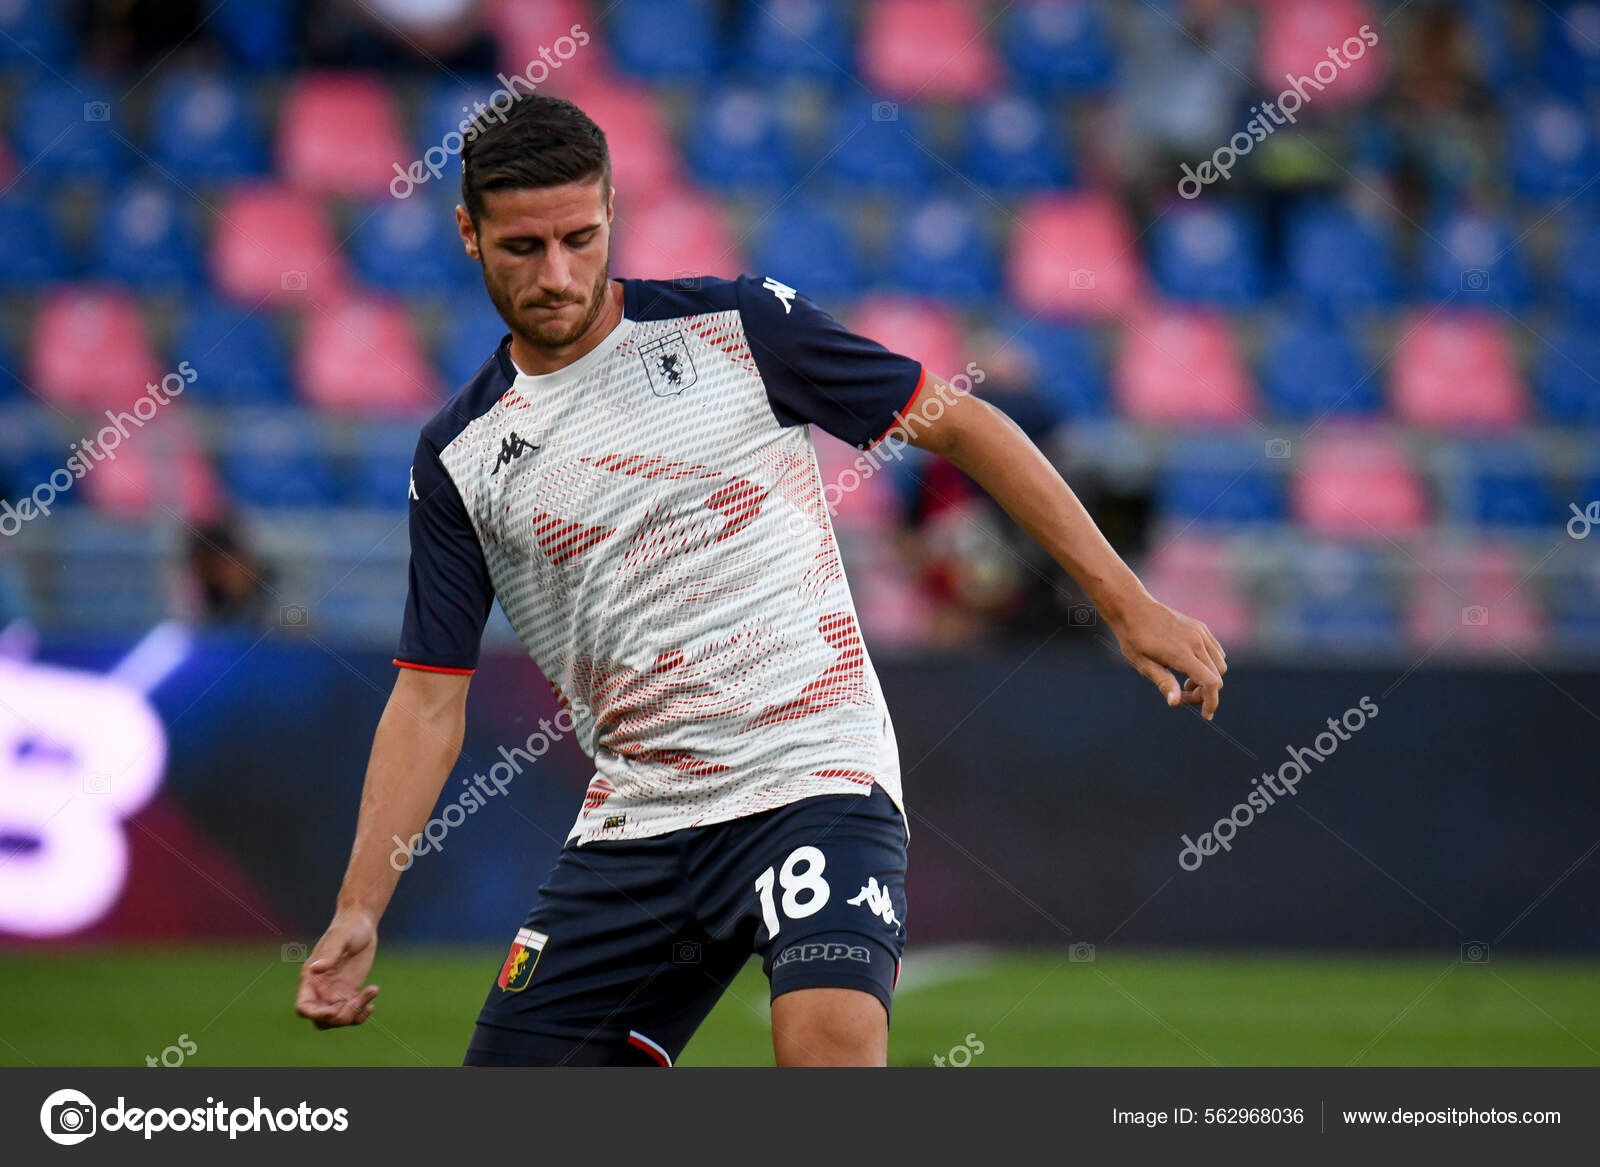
[295, 910, 381, 1029]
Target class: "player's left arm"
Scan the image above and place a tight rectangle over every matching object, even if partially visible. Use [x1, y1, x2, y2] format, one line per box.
[901, 376, 1227, 719]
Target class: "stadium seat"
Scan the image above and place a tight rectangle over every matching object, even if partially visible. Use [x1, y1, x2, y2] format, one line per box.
[1509, 96, 1600, 199]
[962, 96, 1071, 192]
[1292, 431, 1429, 537]
[1554, 216, 1600, 317]
[998, 322, 1108, 420]
[1257, 0, 1386, 106]
[823, 100, 934, 195]
[10, 77, 130, 182]
[1148, 203, 1267, 305]
[210, 185, 345, 305]
[0, 412, 75, 498]
[1290, 543, 1401, 653]
[608, 0, 717, 81]
[0, 0, 72, 70]
[488, 0, 608, 88]
[349, 198, 476, 293]
[436, 300, 513, 389]
[860, 0, 1000, 100]
[736, 0, 854, 81]
[78, 413, 223, 523]
[1113, 307, 1254, 425]
[28, 286, 163, 413]
[149, 73, 268, 181]
[1408, 543, 1545, 655]
[1007, 193, 1143, 320]
[95, 182, 206, 290]
[1550, 560, 1600, 651]
[342, 421, 426, 509]
[1139, 537, 1251, 647]
[610, 190, 742, 286]
[297, 297, 438, 415]
[1001, 0, 1116, 95]
[1258, 312, 1379, 420]
[1459, 443, 1558, 528]
[1539, 1, 1600, 91]
[889, 196, 998, 304]
[1284, 203, 1397, 309]
[415, 77, 502, 157]
[556, 78, 681, 196]
[1418, 211, 1531, 307]
[849, 296, 966, 387]
[0, 194, 73, 288]
[278, 74, 409, 199]
[1392, 312, 1525, 429]
[213, 0, 297, 68]
[1157, 437, 1285, 525]
[1534, 324, 1600, 424]
[749, 203, 864, 303]
[217, 412, 340, 508]
[174, 301, 292, 407]
[687, 87, 796, 191]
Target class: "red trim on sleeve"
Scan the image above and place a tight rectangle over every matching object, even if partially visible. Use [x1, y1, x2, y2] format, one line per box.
[867, 365, 928, 449]
[393, 659, 476, 675]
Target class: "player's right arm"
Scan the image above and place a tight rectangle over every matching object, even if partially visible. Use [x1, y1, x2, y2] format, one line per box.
[295, 667, 469, 1028]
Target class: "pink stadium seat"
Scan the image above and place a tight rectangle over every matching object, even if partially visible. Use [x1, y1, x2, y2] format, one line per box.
[611, 189, 742, 286]
[80, 412, 223, 522]
[1407, 543, 1545, 655]
[813, 432, 904, 532]
[1007, 193, 1143, 320]
[279, 73, 408, 199]
[558, 77, 681, 197]
[1392, 311, 1525, 429]
[860, 0, 999, 100]
[28, 286, 162, 413]
[848, 295, 965, 385]
[211, 184, 345, 305]
[296, 296, 437, 414]
[1292, 429, 1429, 537]
[489, 0, 607, 86]
[1139, 535, 1252, 647]
[1113, 306, 1254, 424]
[1258, 0, 1386, 106]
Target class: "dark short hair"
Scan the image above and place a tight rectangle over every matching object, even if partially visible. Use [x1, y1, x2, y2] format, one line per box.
[460, 94, 611, 223]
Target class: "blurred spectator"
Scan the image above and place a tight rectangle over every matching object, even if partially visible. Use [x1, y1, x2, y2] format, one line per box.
[182, 519, 274, 629]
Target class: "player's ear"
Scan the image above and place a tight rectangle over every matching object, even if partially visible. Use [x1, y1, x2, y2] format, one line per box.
[606, 186, 615, 222]
[456, 204, 481, 262]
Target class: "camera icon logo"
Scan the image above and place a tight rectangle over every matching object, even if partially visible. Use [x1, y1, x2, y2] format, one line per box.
[1265, 437, 1292, 460]
[280, 270, 308, 293]
[1069, 942, 1096, 962]
[1461, 605, 1489, 627]
[1460, 269, 1490, 293]
[83, 102, 110, 122]
[1460, 941, 1490, 964]
[40, 1088, 97, 1145]
[279, 604, 308, 628]
[1067, 603, 1098, 627]
[82, 772, 112, 795]
[281, 941, 309, 963]
[1068, 268, 1096, 290]
[870, 101, 899, 122]
[672, 940, 702, 964]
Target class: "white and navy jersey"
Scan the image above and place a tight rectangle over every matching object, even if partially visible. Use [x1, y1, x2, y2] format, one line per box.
[396, 274, 927, 844]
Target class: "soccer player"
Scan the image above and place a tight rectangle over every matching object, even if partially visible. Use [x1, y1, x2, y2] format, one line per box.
[294, 95, 1226, 1066]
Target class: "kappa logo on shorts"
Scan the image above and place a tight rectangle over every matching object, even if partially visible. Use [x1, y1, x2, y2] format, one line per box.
[847, 877, 900, 927]
[497, 927, 548, 991]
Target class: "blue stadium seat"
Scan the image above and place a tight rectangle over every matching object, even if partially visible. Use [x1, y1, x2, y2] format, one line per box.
[213, 0, 298, 68]
[962, 96, 1071, 192]
[0, 414, 77, 509]
[1461, 444, 1558, 528]
[1419, 211, 1530, 307]
[1539, 1, 1600, 92]
[1258, 312, 1379, 420]
[415, 78, 503, 157]
[1157, 438, 1285, 526]
[750, 203, 864, 302]
[349, 198, 476, 293]
[1555, 216, 1600, 317]
[610, 0, 718, 81]
[342, 421, 424, 509]
[1284, 203, 1397, 310]
[0, 0, 70, 69]
[1535, 325, 1600, 424]
[218, 413, 339, 508]
[1509, 96, 1600, 199]
[688, 87, 796, 190]
[175, 301, 292, 407]
[11, 78, 131, 182]
[889, 196, 997, 303]
[149, 73, 267, 181]
[1551, 566, 1600, 650]
[1149, 203, 1267, 305]
[0, 194, 72, 287]
[825, 102, 933, 194]
[1002, 0, 1115, 95]
[437, 302, 513, 389]
[1007, 322, 1107, 420]
[95, 182, 206, 290]
[736, 0, 854, 81]
[1290, 546, 1400, 653]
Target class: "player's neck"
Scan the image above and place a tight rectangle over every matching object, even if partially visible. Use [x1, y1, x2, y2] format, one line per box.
[508, 280, 625, 378]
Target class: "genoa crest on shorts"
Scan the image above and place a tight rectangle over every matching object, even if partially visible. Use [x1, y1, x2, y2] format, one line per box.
[497, 927, 549, 991]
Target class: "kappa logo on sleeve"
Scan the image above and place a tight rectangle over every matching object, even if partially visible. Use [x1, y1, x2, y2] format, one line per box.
[496, 927, 549, 991]
[761, 276, 797, 314]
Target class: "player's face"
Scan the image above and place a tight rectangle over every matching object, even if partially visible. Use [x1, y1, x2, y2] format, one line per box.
[458, 179, 613, 351]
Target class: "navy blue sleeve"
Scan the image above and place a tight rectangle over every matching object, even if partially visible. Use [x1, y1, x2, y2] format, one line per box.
[395, 433, 494, 674]
[736, 274, 926, 449]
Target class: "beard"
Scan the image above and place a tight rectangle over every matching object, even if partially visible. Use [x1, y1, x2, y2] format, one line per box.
[484, 258, 611, 353]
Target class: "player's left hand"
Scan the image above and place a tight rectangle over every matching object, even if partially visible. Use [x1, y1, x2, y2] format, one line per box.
[295, 909, 381, 1029]
[1108, 592, 1227, 720]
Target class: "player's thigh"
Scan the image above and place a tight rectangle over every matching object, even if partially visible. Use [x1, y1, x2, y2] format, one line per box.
[771, 986, 888, 1067]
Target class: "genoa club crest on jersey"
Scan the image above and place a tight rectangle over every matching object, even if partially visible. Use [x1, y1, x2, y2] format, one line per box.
[497, 927, 548, 991]
[639, 330, 697, 396]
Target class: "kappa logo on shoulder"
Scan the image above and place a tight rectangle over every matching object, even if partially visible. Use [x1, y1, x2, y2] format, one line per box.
[761, 276, 797, 315]
[639, 331, 697, 397]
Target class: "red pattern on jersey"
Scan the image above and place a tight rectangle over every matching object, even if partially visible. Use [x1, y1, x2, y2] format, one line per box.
[810, 769, 876, 785]
[748, 611, 871, 728]
[581, 775, 616, 816]
[613, 747, 731, 777]
[586, 454, 718, 480]
[688, 314, 756, 374]
[530, 512, 615, 566]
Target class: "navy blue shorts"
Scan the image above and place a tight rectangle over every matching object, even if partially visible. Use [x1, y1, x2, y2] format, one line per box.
[464, 785, 908, 1066]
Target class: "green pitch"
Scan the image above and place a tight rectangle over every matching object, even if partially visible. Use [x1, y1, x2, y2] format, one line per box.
[2, 947, 1597, 1067]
